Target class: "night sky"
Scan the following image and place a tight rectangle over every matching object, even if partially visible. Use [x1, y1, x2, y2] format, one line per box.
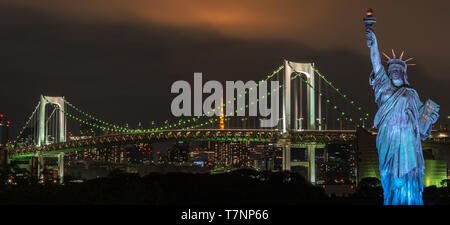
[1, 0, 449, 135]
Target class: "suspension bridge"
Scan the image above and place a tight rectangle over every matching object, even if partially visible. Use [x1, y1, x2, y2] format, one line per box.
[3, 60, 447, 183]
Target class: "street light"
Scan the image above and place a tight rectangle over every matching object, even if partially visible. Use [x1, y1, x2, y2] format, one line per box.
[337, 118, 343, 130]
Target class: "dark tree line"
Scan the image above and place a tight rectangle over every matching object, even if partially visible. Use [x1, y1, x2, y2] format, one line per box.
[1, 165, 449, 205]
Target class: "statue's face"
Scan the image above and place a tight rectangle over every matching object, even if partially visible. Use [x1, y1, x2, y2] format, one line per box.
[388, 64, 404, 87]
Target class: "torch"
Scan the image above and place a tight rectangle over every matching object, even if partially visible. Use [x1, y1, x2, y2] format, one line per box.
[363, 8, 376, 31]
[363, 8, 377, 47]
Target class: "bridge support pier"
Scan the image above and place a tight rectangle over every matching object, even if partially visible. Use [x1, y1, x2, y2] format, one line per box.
[57, 153, 64, 184]
[307, 145, 316, 184]
[37, 153, 44, 182]
[279, 137, 291, 171]
[278, 139, 321, 185]
[35, 153, 64, 184]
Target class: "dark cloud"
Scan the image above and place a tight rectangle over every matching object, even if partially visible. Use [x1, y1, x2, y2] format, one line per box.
[3, 0, 450, 82]
[0, 1, 448, 135]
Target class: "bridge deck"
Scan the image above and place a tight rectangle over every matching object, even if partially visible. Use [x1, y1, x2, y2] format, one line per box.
[7, 129, 447, 158]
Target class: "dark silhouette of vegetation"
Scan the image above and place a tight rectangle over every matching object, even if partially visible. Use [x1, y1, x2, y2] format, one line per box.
[356, 177, 382, 196]
[0, 169, 329, 205]
[1, 169, 450, 205]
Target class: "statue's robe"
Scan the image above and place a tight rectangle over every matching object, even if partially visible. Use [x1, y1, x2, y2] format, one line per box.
[370, 67, 430, 205]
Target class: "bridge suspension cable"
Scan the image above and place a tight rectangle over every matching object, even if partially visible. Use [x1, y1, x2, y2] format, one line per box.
[288, 64, 369, 130]
[155, 62, 369, 131]
[39, 96, 130, 134]
[128, 65, 284, 131]
[10, 101, 41, 145]
[60, 99, 221, 133]
[313, 68, 371, 121]
[164, 65, 284, 131]
[64, 99, 133, 132]
[58, 65, 285, 133]
[178, 66, 316, 131]
[58, 105, 125, 133]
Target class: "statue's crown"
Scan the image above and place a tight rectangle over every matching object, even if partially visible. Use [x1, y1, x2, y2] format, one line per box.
[382, 49, 416, 69]
[383, 50, 412, 86]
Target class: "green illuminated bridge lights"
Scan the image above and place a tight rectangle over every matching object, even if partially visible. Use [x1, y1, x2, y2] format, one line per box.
[6, 129, 359, 158]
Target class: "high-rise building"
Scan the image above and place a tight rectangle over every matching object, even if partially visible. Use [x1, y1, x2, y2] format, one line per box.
[213, 141, 251, 168]
[315, 148, 327, 185]
[0, 114, 10, 147]
[168, 141, 190, 163]
[263, 145, 282, 171]
[248, 143, 265, 170]
[356, 129, 380, 184]
[0, 114, 10, 165]
[324, 143, 356, 184]
[422, 148, 447, 187]
[189, 149, 215, 167]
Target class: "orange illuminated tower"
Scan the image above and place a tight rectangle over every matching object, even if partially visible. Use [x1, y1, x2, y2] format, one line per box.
[219, 97, 225, 129]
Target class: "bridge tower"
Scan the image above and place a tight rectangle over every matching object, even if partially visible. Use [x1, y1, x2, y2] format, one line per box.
[282, 60, 319, 132]
[37, 95, 66, 183]
[38, 95, 66, 147]
[281, 60, 320, 185]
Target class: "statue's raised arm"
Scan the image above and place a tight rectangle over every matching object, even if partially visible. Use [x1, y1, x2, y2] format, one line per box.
[364, 9, 382, 74]
[366, 29, 383, 73]
[364, 9, 395, 107]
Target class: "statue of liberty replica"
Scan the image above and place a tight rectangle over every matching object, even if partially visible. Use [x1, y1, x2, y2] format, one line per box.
[363, 9, 440, 205]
